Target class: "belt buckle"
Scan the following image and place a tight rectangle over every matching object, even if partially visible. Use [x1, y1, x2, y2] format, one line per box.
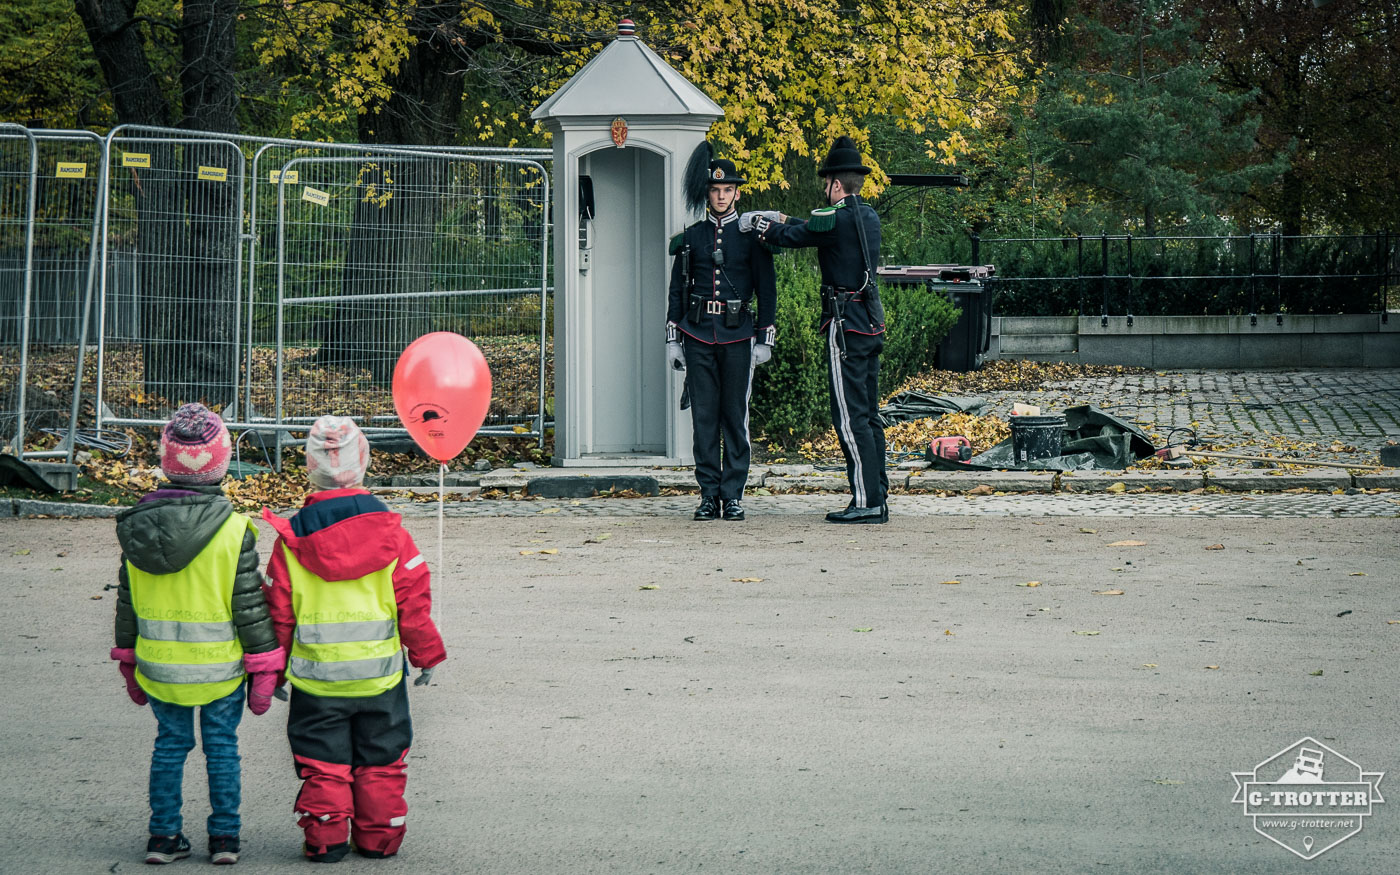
[705, 300, 724, 315]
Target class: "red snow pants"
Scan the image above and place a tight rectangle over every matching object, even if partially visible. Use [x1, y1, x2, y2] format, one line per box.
[288, 679, 413, 857]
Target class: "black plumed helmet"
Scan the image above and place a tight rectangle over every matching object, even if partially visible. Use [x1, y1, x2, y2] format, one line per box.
[817, 135, 871, 177]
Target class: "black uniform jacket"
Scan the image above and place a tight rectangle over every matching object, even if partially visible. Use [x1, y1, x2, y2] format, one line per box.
[667, 210, 778, 345]
[758, 195, 885, 335]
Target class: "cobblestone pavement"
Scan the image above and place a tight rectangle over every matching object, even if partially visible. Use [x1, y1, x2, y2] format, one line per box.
[975, 368, 1400, 456]
[391, 491, 1400, 519]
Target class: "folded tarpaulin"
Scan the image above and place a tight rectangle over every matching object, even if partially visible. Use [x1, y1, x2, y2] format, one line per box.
[926, 404, 1156, 472]
[0, 454, 58, 493]
[878, 391, 986, 427]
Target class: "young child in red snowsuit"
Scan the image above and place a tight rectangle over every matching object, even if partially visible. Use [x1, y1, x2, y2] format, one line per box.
[261, 416, 445, 862]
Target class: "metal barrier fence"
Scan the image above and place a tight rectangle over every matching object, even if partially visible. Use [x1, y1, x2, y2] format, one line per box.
[0, 127, 100, 461]
[974, 233, 1396, 321]
[0, 124, 38, 455]
[90, 126, 551, 459]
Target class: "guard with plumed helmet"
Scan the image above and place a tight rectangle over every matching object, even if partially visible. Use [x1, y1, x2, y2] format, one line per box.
[665, 142, 777, 521]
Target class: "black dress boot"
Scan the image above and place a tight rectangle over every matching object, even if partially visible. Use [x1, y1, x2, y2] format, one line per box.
[694, 496, 721, 521]
[722, 498, 745, 521]
[825, 503, 887, 524]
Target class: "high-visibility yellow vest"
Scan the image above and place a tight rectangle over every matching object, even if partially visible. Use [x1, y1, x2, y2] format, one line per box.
[284, 548, 403, 698]
[130, 514, 254, 706]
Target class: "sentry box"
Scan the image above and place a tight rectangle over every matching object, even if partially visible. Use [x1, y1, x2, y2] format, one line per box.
[532, 20, 722, 467]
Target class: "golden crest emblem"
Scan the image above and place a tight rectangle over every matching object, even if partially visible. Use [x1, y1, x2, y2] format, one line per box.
[610, 117, 628, 148]
[712, 168, 724, 180]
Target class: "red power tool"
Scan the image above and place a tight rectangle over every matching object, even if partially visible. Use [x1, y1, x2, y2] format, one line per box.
[927, 435, 973, 463]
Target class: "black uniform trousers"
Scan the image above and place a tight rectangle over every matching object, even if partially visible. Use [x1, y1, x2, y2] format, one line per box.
[683, 334, 754, 499]
[826, 323, 887, 509]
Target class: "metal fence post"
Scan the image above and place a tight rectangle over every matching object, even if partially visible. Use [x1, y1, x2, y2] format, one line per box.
[1125, 233, 1134, 327]
[970, 233, 980, 266]
[1377, 230, 1387, 322]
[1274, 233, 1283, 325]
[1248, 233, 1257, 326]
[1100, 234, 1109, 327]
[1075, 234, 1084, 316]
[1, 124, 39, 455]
[1384, 229, 1391, 325]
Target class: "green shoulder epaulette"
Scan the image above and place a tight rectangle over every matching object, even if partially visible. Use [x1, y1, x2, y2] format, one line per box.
[807, 201, 844, 233]
[668, 231, 686, 256]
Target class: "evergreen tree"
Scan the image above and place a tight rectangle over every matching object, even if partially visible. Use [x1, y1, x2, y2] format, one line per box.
[1029, 0, 1285, 235]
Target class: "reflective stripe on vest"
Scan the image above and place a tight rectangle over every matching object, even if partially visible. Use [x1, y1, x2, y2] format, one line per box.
[138, 617, 236, 643]
[284, 545, 403, 699]
[289, 652, 403, 683]
[137, 658, 245, 685]
[296, 619, 397, 645]
[129, 512, 254, 707]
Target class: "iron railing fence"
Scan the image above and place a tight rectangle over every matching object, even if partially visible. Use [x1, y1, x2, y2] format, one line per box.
[91, 126, 552, 459]
[974, 233, 1396, 323]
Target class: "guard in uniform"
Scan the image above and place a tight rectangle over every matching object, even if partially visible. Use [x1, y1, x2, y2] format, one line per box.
[745, 136, 888, 523]
[666, 142, 777, 521]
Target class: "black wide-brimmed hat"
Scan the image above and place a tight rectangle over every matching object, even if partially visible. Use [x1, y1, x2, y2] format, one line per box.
[817, 135, 871, 177]
[683, 141, 746, 212]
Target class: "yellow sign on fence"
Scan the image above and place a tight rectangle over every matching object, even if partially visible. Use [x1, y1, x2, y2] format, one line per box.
[55, 162, 87, 179]
[122, 153, 151, 168]
[301, 187, 330, 207]
[198, 166, 228, 182]
[269, 170, 300, 185]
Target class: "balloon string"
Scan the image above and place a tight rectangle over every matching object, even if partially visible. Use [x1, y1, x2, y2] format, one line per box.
[437, 462, 446, 582]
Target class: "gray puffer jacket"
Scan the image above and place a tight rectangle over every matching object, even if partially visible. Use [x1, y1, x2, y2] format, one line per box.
[114, 485, 276, 653]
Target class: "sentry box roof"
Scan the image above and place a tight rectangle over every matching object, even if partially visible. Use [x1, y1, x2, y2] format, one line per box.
[532, 28, 722, 122]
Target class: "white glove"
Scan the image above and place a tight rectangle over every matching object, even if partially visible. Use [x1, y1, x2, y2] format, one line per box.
[413, 666, 436, 687]
[751, 343, 772, 367]
[739, 210, 782, 233]
[666, 341, 686, 371]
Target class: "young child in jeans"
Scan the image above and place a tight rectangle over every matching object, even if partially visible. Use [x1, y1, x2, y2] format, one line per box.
[111, 403, 285, 865]
[262, 416, 445, 862]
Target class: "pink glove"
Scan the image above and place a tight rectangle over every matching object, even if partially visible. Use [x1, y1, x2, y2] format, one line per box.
[243, 650, 287, 716]
[110, 647, 147, 706]
[247, 672, 277, 715]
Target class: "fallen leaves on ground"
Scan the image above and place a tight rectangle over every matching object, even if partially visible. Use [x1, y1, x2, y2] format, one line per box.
[1205, 544, 1225, 550]
[1108, 540, 1148, 547]
[1094, 589, 1125, 596]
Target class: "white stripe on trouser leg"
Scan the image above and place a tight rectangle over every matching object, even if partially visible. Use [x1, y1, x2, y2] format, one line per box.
[828, 320, 865, 507]
[742, 338, 755, 491]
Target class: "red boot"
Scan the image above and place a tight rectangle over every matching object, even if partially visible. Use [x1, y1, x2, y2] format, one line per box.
[294, 755, 353, 860]
[350, 749, 409, 857]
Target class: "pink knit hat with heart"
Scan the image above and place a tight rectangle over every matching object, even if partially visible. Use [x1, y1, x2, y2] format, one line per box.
[305, 415, 370, 489]
[160, 403, 232, 484]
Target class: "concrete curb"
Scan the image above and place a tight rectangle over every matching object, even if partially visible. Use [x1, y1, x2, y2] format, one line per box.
[906, 470, 1058, 493]
[1204, 469, 1352, 492]
[527, 475, 660, 499]
[1059, 471, 1205, 493]
[764, 474, 850, 492]
[11, 499, 123, 519]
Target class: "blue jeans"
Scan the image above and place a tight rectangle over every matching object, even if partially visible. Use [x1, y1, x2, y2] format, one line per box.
[147, 684, 244, 837]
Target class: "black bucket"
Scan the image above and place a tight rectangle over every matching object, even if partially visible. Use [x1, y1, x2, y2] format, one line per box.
[1010, 414, 1066, 465]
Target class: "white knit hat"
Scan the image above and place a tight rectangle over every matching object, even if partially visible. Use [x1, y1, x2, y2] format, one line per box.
[305, 416, 370, 489]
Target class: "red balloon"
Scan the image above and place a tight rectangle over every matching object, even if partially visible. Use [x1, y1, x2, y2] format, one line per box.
[392, 332, 493, 462]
